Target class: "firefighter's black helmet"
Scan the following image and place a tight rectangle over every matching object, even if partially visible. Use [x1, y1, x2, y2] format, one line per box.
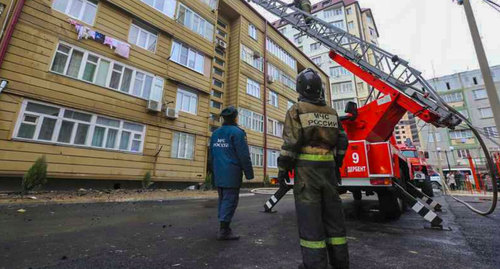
[296, 68, 325, 104]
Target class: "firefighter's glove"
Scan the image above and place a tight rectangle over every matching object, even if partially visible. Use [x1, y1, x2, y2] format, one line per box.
[278, 156, 295, 172]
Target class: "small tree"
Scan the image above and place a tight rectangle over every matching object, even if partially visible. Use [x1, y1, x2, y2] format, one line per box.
[22, 156, 48, 194]
[263, 175, 270, 187]
[142, 171, 153, 189]
[204, 172, 214, 190]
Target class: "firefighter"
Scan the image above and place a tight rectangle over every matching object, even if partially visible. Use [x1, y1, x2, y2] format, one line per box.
[210, 106, 254, 241]
[290, 0, 313, 24]
[278, 68, 349, 269]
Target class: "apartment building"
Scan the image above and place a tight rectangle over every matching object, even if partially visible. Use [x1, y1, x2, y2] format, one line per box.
[0, 0, 329, 183]
[273, 0, 379, 114]
[418, 66, 500, 170]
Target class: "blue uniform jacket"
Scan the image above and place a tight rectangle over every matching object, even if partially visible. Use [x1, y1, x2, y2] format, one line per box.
[210, 125, 254, 188]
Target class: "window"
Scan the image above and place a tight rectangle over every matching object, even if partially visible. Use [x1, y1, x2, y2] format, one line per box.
[449, 129, 473, 139]
[473, 77, 478, 85]
[473, 89, 487, 100]
[15, 100, 145, 153]
[170, 40, 205, 74]
[213, 78, 224, 88]
[441, 92, 463, 103]
[311, 56, 322, 65]
[310, 42, 321, 51]
[324, 8, 342, 18]
[269, 91, 279, 107]
[248, 24, 257, 40]
[200, 0, 217, 9]
[330, 66, 350, 77]
[171, 132, 195, 160]
[331, 20, 345, 30]
[347, 21, 354, 30]
[267, 149, 279, 168]
[239, 108, 264, 133]
[267, 118, 283, 137]
[216, 28, 227, 38]
[140, 0, 176, 18]
[346, 7, 352, 15]
[129, 23, 158, 52]
[266, 38, 297, 70]
[484, 126, 499, 138]
[246, 78, 261, 98]
[210, 100, 222, 109]
[211, 90, 223, 99]
[217, 20, 227, 29]
[369, 27, 375, 37]
[267, 63, 296, 90]
[458, 110, 469, 119]
[446, 82, 451, 90]
[210, 113, 221, 123]
[176, 4, 214, 41]
[52, 0, 97, 25]
[176, 87, 198, 114]
[241, 45, 263, 71]
[366, 16, 373, 25]
[213, 67, 224, 77]
[333, 98, 356, 112]
[215, 48, 225, 57]
[50, 42, 162, 100]
[294, 34, 303, 44]
[249, 146, 264, 167]
[479, 107, 493, 118]
[287, 100, 295, 109]
[214, 57, 225, 67]
[456, 149, 470, 159]
[332, 82, 354, 94]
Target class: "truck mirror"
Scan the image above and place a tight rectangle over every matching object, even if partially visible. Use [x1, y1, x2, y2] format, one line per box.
[344, 101, 358, 119]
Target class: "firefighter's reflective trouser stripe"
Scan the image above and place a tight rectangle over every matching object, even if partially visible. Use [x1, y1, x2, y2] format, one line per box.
[294, 155, 349, 269]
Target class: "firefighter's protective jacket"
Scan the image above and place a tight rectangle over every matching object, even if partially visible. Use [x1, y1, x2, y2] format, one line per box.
[210, 125, 254, 188]
[279, 102, 347, 168]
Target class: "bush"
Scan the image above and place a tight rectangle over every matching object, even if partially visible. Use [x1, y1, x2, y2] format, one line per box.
[142, 171, 153, 189]
[22, 156, 48, 194]
[264, 174, 270, 187]
[204, 172, 214, 190]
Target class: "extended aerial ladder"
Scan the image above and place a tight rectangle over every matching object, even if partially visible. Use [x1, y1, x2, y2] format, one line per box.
[248, 0, 498, 224]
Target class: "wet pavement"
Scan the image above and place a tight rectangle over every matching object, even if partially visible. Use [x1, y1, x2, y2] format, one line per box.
[0, 191, 498, 269]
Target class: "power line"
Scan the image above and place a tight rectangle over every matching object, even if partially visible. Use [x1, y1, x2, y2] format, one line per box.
[482, 0, 500, 13]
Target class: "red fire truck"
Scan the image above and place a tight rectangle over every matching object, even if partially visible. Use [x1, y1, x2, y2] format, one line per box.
[249, 0, 489, 227]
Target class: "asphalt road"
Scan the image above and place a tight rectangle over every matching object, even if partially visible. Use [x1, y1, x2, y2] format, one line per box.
[0, 191, 498, 269]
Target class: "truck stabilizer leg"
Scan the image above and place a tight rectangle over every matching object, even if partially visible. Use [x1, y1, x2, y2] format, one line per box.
[393, 182, 444, 229]
[263, 184, 293, 213]
[406, 183, 442, 212]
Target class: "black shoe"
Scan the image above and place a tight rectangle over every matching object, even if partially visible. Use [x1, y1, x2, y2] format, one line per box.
[216, 228, 240, 241]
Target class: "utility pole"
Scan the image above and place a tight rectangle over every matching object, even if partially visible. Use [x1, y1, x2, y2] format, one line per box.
[460, 0, 500, 133]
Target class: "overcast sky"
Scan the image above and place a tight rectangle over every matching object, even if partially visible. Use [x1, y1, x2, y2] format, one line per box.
[250, 0, 500, 78]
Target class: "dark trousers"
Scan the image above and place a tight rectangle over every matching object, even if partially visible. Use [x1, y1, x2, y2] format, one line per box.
[217, 187, 240, 222]
[294, 161, 349, 269]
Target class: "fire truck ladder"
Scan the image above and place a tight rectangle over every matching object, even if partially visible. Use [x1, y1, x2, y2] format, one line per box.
[248, 0, 497, 217]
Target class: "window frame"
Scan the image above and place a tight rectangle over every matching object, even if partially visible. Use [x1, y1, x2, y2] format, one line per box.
[13, 100, 146, 153]
[176, 3, 214, 42]
[170, 40, 206, 74]
[171, 131, 196, 160]
[473, 88, 487, 100]
[52, 0, 98, 25]
[176, 87, 198, 115]
[248, 23, 258, 40]
[50, 42, 160, 100]
[129, 23, 158, 53]
[140, 0, 177, 18]
[267, 149, 279, 168]
[246, 78, 261, 99]
[269, 91, 279, 108]
[239, 108, 264, 133]
[479, 107, 493, 118]
[249, 146, 264, 167]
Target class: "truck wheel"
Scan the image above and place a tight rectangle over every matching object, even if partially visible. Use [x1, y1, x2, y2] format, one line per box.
[422, 176, 434, 197]
[352, 191, 362, 201]
[377, 190, 401, 220]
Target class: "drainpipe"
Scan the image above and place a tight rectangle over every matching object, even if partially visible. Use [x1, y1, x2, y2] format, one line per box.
[263, 22, 268, 179]
[0, 0, 25, 68]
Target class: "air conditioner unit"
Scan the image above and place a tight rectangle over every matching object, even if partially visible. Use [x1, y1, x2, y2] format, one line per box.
[147, 100, 162, 112]
[165, 107, 179, 119]
[253, 51, 262, 58]
[217, 39, 227, 50]
[267, 75, 274, 84]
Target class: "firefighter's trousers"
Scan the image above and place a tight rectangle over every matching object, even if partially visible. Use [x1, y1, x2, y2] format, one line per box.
[294, 154, 349, 269]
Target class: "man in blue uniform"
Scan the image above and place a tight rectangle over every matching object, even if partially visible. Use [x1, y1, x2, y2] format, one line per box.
[210, 106, 254, 240]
